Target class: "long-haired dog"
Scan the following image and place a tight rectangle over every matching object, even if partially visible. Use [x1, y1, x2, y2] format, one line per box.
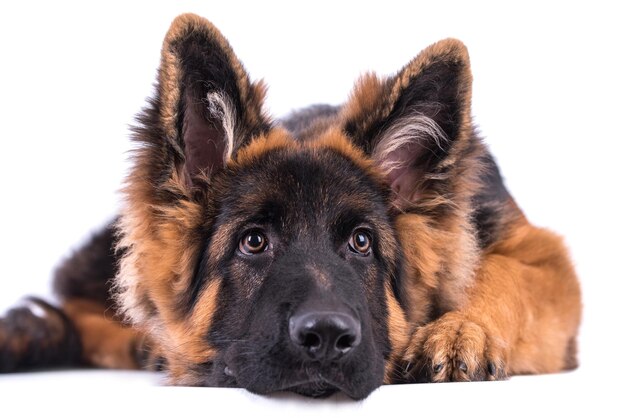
[0, 14, 581, 399]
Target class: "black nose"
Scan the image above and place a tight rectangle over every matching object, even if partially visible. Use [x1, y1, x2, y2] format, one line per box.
[289, 311, 362, 362]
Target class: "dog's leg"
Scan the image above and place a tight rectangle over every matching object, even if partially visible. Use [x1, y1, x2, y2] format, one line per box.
[62, 298, 142, 369]
[64, 299, 165, 370]
[401, 220, 582, 382]
[0, 297, 82, 372]
[0, 297, 163, 372]
[1, 221, 164, 372]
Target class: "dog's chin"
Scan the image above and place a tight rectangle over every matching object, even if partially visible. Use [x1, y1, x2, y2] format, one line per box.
[286, 381, 340, 398]
[219, 342, 384, 400]
[244, 377, 355, 399]
[208, 360, 369, 399]
[224, 367, 377, 400]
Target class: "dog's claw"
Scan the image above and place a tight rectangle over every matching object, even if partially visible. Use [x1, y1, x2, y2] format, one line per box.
[403, 362, 413, 374]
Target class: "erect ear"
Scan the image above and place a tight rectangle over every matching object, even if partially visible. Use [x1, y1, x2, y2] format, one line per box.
[342, 39, 472, 210]
[140, 13, 270, 188]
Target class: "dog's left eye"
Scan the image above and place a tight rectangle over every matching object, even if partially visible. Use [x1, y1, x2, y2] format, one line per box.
[239, 230, 268, 255]
[348, 229, 372, 256]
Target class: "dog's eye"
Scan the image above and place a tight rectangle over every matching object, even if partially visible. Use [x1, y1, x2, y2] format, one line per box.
[348, 229, 372, 256]
[239, 231, 268, 255]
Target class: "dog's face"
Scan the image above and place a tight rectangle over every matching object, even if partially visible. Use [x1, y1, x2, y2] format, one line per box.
[116, 14, 472, 399]
[205, 136, 400, 398]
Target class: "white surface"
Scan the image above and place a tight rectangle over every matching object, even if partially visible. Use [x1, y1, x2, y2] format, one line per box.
[0, 369, 619, 416]
[0, 0, 624, 416]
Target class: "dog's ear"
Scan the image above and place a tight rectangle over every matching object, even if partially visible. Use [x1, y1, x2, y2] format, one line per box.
[136, 13, 270, 189]
[342, 39, 472, 210]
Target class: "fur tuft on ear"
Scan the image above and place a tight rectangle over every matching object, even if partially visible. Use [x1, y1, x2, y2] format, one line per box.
[206, 91, 237, 162]
[342, 39, 473, 210]
[148, 13, 270, 188]
[372, 113, 449, 204]
[181, 90, 238, 181]
[116, 14, 271, 338]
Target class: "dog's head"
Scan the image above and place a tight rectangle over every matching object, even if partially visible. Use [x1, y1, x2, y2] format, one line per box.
[116, 14, 473, 399]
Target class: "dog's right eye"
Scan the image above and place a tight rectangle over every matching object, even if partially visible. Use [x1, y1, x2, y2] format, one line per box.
[348, 229, 373, 256]
[239, 231, 268, 255]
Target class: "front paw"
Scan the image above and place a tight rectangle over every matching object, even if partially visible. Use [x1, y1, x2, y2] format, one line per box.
[400, 312, 507, 383]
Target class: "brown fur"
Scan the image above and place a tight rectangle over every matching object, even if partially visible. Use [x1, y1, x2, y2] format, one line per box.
[158, 13, 268, 145]
[62, 299, 138, 369]
[402, 216, 582, 381]
[0, 14, 581, 396]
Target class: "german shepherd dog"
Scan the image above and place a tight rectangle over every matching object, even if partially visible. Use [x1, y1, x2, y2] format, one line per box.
[0, 14, 582, 399]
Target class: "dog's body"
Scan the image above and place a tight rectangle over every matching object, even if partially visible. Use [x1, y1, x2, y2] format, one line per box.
[0, 14, 581, 399]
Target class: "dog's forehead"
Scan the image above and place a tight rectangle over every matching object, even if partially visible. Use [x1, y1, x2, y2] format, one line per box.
[232, 152, 381, 218]
[219, 130, 390, 227]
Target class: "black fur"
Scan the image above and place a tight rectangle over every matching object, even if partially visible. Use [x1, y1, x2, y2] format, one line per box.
[172, 29, 241, 180]
[53, 222, 119, 308]
[0, 298, 81, 372]
[470, 153, 514, 248]
[0, 24, 513, 398]
[0, 225, 118, 373]
[280, 104, 340, 139]
[197, 146, 398, 399]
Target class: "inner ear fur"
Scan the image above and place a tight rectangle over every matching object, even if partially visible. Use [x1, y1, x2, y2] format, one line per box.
[156, 13, 270, 185]
[116, 14, 273, 338]
[341, 39, 473, 208]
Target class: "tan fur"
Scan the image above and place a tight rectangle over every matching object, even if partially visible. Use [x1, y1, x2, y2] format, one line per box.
[232, 128, 295, 167]
[114, 15, 262, 378]
[340, 73, 388, 141]
[159, 14, 266, 144]
[344, 39, 483, 325]
[312, 127, 383, 180]
[342, 39, 473, 148]
[339, 37, 581, 381]
[113, 15, 581, 387]
[116, 167, 220, 376]
[399, 209, 581, 380]
[234, 127, 402, 270]
[0, 13, 582, 396]
[383, 284, 410, 383]
[63, 299, 139, 369]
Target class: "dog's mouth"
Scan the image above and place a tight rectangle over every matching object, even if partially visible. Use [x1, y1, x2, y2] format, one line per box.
[222, 363, 362, 399]
[285, 380, 340, 398]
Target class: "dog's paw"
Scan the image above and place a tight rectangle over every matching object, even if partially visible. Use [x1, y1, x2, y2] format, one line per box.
[400, 312, 507, 383]
[0, 298, 81, 372]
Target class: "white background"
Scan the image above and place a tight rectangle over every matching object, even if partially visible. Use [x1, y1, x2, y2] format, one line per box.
[0, 1, 624, 416]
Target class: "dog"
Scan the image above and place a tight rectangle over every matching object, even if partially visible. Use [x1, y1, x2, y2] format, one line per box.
[0, 13, 582, 399]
